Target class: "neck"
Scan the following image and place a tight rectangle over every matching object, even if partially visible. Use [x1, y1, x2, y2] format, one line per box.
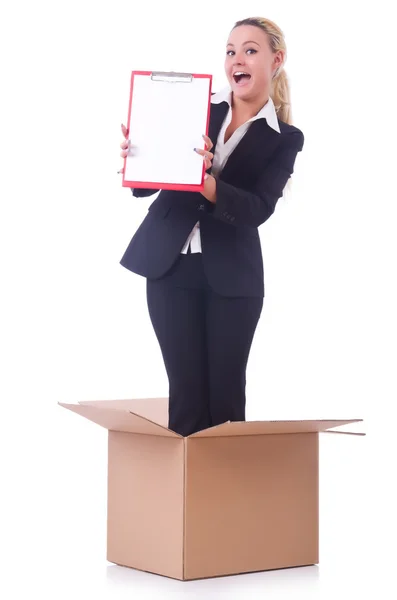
[231, 91, 270, 120]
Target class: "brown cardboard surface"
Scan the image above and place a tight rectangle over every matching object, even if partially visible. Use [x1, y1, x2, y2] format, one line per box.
[184, 433, 319, 579]
[78, 398, 169, 427]
[324, 430, 366, 436]
[59, 402, 179, 437]
[189, 418, 363, 438]
[60, 399, 363, 437]
[107, 431, 185, 579]
[59, 398, 364, 580]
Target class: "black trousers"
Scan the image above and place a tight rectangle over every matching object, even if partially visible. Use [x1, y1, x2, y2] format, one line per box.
[146, 252, 263, 436]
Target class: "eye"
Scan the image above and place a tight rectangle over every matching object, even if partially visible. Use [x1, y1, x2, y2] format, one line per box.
[226, 48, 257, 57]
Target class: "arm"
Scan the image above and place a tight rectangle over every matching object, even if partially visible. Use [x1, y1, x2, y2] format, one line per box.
[130, 188, 160, 198]
[205, 130, 304, 228]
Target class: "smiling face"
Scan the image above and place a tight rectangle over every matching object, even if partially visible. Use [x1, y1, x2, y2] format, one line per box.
[225, 24, 284, 101]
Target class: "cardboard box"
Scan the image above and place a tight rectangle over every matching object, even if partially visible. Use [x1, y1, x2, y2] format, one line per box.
[59, 398, 364, 580]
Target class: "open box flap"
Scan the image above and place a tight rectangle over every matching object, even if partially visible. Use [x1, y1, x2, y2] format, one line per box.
[58, 402, 181, 437]
[78, 397, 169, 427]
[189, 418, 364, 438]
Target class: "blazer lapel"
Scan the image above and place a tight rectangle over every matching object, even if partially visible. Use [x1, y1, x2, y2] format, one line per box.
[207, 101, 229, 155]
[207, 102, 283, 185]
[219, 118, 282, 182]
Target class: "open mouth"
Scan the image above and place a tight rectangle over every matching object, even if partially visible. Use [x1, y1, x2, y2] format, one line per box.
[233, 72, 251, 85]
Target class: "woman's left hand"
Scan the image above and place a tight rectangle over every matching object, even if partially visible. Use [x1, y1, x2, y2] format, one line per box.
[194, 134, 217, 203]
[194, 134, 214, 171]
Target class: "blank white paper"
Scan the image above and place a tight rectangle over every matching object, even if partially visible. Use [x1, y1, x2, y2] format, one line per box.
[124, 73, 211, 186]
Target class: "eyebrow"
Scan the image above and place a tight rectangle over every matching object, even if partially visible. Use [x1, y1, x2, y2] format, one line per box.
[226, 40, 261, 47]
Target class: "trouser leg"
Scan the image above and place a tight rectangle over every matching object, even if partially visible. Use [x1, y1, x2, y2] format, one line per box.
[205, 290, 263, 426]
[146, 276, 210, 436]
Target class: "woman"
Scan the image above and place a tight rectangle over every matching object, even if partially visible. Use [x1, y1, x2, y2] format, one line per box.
[118, 17, 304, 437]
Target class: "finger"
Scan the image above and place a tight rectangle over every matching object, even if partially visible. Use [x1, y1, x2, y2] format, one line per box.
[194, 148, 213, 160]
[120, 139, 128, 149]
[202, 134, 213, 149]
[121, 123, 129, 138]
[202, 134, 213, 150]
[203, 154, 212, 168]
[120, 144, 137, 158]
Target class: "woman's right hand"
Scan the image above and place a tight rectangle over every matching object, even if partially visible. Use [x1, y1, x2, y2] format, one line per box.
[120, 123, 129, 158]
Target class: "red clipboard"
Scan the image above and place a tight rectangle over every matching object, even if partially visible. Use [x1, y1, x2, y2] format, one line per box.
[122, 71, 212, 192]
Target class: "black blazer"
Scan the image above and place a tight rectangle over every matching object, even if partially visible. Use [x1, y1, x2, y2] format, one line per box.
[119, 99, 304, 297]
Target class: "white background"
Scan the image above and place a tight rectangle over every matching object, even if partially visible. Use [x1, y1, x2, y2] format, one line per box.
[1, 0, 396, 597]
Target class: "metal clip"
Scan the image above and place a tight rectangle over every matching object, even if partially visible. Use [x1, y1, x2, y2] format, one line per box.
[150, 71, 193, 83]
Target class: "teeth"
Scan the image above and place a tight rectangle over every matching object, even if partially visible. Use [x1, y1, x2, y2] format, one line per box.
[234, 72, 248, 76]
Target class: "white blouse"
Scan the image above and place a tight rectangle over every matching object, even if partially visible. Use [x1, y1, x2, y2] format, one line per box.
[180, 86, 281, 254]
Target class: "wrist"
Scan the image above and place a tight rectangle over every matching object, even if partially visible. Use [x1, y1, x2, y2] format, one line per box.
[202, 174, 217, 203]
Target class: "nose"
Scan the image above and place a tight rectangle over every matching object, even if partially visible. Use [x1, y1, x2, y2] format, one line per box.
[233, 50, 245, 66]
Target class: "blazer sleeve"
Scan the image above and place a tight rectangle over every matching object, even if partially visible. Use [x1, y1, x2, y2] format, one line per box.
[130, 188, 159, 198]
[211, 129, 304, 228]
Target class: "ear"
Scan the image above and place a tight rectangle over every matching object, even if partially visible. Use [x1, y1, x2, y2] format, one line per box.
[272, 50, 285, 74]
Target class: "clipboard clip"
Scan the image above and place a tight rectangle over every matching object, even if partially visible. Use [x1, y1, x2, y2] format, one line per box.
[150, 71, 193, 83]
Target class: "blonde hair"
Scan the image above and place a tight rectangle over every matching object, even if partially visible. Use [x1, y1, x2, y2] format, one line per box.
[233, 17, 297, 197]
[233, 17, 292, 125]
